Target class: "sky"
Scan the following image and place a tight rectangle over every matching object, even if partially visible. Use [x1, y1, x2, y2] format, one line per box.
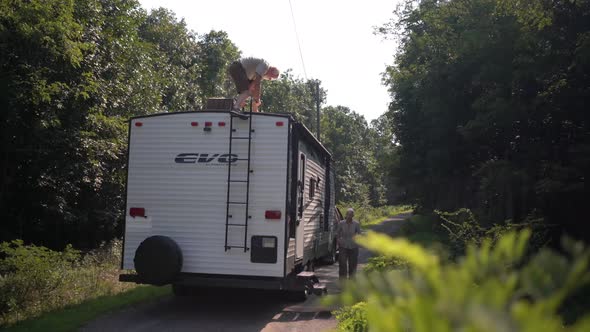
[138, 0, 401, 122]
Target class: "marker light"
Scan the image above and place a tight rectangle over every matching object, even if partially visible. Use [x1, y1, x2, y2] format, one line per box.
[205, 122, 212, 127]
[129, 207, 146, 218]
[218, 121, 226, 127]
[276, 121, 284, 127]
[191, 122, 199, 127]
[265, 210, 282, 219]
[135, 122, 143, 127]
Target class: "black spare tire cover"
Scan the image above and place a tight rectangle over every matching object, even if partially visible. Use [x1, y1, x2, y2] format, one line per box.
[134, 235, 182, 285]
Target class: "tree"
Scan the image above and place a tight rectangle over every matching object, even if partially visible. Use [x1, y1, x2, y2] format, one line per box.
[195, 30, 241, 105]
[0, 0, 243, 249]
[381, 0, 590, 240]
[262, 70, 325, 134]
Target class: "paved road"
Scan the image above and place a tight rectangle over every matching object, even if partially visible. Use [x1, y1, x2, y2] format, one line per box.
[81, 213, 410, 332]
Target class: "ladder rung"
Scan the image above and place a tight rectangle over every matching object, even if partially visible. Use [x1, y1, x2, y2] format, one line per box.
[229, 180, 248, 183]
[235, 158, 250, 161]
[231, 137, 251, 140]
[225, 246, 250, 250]
[228, 202, 247, 205]
[227, 223, 247, 226]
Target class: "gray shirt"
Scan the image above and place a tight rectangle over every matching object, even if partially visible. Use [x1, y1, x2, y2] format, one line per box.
[239, 57, 270, 80]
[337, 219, 361, 249]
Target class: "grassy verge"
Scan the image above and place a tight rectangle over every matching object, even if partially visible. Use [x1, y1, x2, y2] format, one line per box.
[3, 285, 170, 332]
[337, 204, 414, 229]
[398, 214, 448, 248]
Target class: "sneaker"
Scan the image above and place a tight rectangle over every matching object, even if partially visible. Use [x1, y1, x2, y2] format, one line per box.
[231, 97, 241, 111]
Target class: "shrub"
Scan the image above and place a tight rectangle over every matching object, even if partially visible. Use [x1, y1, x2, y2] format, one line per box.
[0, 239, 130, 327]
[438, 208, 553, 257]
[331, 230, 590, 332]
[364, 256, 407, 273]
[333, 302, 367, 332]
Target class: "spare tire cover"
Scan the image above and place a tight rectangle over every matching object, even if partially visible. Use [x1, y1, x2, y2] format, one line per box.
[134, 235, 182, 285]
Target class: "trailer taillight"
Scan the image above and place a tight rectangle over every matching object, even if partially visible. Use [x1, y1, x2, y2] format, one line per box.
[129, 207, 145, 218]
[205, 122, 212, 127]
[276, 121, 284, 127]
[218, 121, 226, 127]
[135, 122, 143, 127]
[191, 122, 199, 127]
[265, 210, 282, 219]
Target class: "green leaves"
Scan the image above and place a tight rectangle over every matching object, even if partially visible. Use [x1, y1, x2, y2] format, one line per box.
[0, 1, 246, 249]
[380, 0, 590, 238]
[334, 230, 590, 331]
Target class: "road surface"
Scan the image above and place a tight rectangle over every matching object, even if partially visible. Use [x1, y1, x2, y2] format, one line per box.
[81, 213, 410, 332]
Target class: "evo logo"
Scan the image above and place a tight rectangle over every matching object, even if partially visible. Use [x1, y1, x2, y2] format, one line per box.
[174, 153, 238, 164]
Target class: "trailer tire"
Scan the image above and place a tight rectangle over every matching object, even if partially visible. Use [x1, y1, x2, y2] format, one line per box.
[134, 235, 182, 285]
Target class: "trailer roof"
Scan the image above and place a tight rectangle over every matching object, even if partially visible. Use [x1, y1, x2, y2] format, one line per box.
[128, 111, 332, 159]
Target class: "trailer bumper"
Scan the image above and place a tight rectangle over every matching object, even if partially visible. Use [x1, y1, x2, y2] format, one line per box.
[119, 271, 326, 294]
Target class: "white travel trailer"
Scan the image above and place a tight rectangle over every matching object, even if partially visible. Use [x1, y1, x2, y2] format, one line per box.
[119, 100, 337, 297]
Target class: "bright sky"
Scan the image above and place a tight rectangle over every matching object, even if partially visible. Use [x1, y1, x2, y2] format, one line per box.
[138, 0, 400, 122]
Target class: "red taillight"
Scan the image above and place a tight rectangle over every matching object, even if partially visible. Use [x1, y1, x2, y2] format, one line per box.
[129, 207, 145, 218]
[265, 210, 282, 219]
[191, 122, 199, 127]
[135, 122, 143, 127]
[205, 121, 212, 127]
[276, 121, 284, 127]
[218, 121, 226, 127]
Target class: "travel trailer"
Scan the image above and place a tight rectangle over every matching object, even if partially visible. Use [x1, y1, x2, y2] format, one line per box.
[119, 100, 337, 297]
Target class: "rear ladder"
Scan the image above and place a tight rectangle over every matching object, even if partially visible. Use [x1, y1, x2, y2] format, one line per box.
[224, 111, 254, 252]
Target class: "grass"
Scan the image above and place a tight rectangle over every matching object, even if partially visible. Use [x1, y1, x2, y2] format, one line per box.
[398, 214, 447, 244]
[337, 204, 414, 229]
[3, 285, 170, 332]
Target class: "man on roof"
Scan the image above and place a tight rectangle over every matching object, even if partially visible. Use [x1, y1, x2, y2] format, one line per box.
[229, 57, 280, 112]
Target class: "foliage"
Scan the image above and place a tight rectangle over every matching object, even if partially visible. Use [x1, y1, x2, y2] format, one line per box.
[381, 0, 590, 241]
[364, 256, 408, 273]
[263, 70, 325, 134]
[438, 208, 553, 257]
[0, 239, 133, 327]
[332, 230, 590, 331]
[322, 106, 382, 205]
[333, 302, 368, 332]
[0, 0, 241, 250]
[338, 204, 413, 227]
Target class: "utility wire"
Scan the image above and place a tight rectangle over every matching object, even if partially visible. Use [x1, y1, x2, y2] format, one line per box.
[288, 0, 308, 80]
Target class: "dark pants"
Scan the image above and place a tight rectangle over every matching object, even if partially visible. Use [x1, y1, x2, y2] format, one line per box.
[228, 61, 252, 93]
[339, 247, 359, 279]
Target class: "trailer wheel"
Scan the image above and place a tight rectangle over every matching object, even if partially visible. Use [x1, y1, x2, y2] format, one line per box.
[134, 235, 182, 285]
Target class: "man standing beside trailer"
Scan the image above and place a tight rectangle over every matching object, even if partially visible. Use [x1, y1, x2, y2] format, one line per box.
[337, 208, 361, 280]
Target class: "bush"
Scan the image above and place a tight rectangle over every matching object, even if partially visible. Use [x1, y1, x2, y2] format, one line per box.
[364, 256, 407, 273]
[0, 239, 130, 327]
[331, 230, 590, 331]
[333, 302, 368, 332]
[438, 208, 552, 258]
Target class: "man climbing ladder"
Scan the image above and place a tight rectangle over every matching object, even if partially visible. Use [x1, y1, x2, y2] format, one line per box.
[229, 57, 279, 112]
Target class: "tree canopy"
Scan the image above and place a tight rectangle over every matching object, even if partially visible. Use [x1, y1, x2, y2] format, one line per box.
[0, 0, 391, 249]
[381, 0, 590, 240]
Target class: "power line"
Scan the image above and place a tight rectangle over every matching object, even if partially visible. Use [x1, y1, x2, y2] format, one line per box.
[287, 0, 308, 80]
